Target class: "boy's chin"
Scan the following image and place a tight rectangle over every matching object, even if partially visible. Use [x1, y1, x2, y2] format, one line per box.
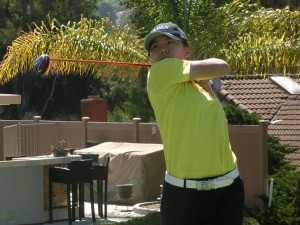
[158, 57, 174, 61]
[152, 56, 180, 63]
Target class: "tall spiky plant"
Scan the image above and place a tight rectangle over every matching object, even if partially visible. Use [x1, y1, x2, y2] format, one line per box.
[224, 0, 300, 75]
[196, 0, 300, 76]
[0, 17, 148, 85]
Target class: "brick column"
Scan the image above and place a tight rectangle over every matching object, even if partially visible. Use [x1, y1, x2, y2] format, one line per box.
[81, 95, 108, 122]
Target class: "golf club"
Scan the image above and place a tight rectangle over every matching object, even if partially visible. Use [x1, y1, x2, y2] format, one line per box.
[34, 54, 151, 74]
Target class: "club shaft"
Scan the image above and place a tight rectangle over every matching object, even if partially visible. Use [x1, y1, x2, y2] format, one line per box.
[51, 57, 151, 68]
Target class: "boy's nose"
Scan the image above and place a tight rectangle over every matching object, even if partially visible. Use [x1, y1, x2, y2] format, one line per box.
[160, 48, 168, 54]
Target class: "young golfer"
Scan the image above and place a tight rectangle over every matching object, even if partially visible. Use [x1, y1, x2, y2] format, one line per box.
[145, 22, 244, 225]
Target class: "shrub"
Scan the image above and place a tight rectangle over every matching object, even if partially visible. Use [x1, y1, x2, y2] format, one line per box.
[246, 136, 300, 225]
[247, 170, 300, 225]
[223, 104, 300, 224]
[224, 104, 261, 125]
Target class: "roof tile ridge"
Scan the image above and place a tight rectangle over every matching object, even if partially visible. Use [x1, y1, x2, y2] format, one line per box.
[222, 75, 268, 80]
[286, 95, 300, 100]
[222, 74, 300, 80]
[218, 91, 253, 114]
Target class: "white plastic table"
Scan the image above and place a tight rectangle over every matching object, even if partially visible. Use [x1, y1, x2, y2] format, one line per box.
[0, 155, 81, 225]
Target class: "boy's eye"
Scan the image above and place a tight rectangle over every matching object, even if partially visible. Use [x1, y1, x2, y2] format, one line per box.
[150, 44, 158, 50]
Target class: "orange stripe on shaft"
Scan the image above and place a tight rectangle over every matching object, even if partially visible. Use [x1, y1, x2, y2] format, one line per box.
[51, 58, 151, 68]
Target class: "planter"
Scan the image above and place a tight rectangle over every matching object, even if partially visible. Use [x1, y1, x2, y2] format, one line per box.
[133, 201, 160, 215]
[116, 184, 134, 199]
[52, 150, 69, 157]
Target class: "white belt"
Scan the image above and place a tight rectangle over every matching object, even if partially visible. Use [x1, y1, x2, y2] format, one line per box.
[165, 167, 239, 191]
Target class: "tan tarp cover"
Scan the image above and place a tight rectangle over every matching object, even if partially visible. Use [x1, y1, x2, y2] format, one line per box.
[74, 142, 165, 204]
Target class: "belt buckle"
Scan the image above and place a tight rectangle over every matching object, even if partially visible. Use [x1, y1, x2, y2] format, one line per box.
[196, 180, 215, 191]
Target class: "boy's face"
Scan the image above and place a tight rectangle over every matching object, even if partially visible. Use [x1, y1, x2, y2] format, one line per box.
[148, 35, 190, 63]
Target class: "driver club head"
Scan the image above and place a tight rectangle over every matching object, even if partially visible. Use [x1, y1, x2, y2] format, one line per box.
[34, 54, 50, 74]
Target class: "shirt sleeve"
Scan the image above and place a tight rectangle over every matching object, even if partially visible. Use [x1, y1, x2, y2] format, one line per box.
[148, 58, 191, 89]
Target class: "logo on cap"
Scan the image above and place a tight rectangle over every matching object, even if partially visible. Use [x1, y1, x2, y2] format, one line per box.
[152, 25, 170, 32]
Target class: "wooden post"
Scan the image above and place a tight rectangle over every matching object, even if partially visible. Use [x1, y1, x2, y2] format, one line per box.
[33, 115, 41, 123]
[32, 116, 41, 155]
[82, 117, 90, 148]
[132, 118, 141, 143]
[259, 120, 270, 196]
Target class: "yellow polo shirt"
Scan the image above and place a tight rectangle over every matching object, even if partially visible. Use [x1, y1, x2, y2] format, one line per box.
[147, 58, 237, 178]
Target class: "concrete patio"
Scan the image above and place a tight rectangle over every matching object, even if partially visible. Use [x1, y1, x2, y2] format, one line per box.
[43, 202, 144, 225]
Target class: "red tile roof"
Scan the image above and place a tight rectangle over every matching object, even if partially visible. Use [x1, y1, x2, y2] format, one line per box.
[218, 76, 300, 169]
[286, 151, 300, 168]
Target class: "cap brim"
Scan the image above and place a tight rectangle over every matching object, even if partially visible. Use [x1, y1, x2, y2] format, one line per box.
[144, 31, 181, 51]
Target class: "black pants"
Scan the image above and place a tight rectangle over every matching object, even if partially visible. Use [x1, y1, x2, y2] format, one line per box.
[160, 177, 244, 225]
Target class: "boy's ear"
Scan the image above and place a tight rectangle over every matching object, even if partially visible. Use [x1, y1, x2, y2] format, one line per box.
[185, 47, 191, 59]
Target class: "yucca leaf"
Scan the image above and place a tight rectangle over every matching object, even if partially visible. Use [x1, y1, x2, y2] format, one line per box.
[0, 17, 148, 85]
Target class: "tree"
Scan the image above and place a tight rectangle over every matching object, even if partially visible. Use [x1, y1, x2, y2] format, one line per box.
[2, 0, 300, 121]
[122, 0, 300, 76]
[260, 0, 300, 10]
[0, 17, 147, 119]
[0, 0, 100, 60]
[0, 0, 102, 119]
[98, 1, 117, 24]
[108, 68, 155, 122]
[214, 0, 300, 75]
[122, 0, 230, 43]
[0, 17, 146, 83]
